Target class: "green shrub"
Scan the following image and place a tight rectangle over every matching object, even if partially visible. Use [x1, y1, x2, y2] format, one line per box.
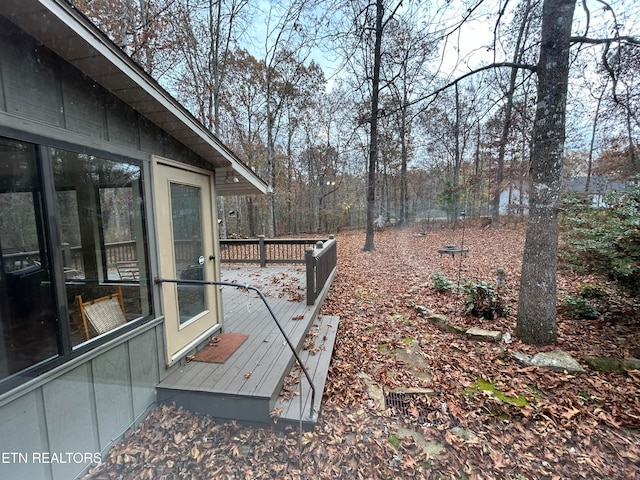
[578, 282, 607, 299]
[432, 272, 455, 292]
[561, 295, 601, 320]
[560, 183, 640, 296]
[461, 279, 508, 319]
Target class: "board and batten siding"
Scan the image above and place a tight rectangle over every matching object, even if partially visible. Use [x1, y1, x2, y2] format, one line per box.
[0, 16, 200, 480]
[0, 322, 163, 480]
[0, 17, 205, 166]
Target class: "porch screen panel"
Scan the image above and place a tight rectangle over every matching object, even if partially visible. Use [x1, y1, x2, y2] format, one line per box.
[0, 138, 58, 379]
[50, 148, 151, 347]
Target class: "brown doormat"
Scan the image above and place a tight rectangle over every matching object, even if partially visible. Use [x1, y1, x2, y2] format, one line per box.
[193, 333, 249, 363]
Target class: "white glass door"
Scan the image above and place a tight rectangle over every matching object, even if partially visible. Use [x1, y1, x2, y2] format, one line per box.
[154, 158, 220, 363]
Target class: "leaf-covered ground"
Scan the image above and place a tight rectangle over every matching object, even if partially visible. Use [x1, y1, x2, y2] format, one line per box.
[85, 225, 640, 479]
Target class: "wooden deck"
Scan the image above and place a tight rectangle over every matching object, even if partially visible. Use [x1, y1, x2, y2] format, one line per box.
[157, 266, 338, 428]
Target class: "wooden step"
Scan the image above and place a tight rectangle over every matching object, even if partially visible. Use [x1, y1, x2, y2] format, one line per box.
[272, 315, 340, 429]
[156, 313, 339, 427]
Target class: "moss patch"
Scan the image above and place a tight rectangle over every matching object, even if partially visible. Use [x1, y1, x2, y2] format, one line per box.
[466, 378, 529, 407]
[584, 356, 624, 373]
[388, 434, 401, 450]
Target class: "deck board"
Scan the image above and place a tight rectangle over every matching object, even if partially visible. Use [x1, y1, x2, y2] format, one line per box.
[159, 267, 320, 392]
[157, 265, 337, 425]
[278, 316, 340, 427]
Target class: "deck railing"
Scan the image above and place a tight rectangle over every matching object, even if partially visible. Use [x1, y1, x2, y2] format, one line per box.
[220, 235, 337, 305]
[219, 236, 322, 267]
[3, 241, 138, 273]
[4, 236, 337, 304]
[305, 237, 337, 305]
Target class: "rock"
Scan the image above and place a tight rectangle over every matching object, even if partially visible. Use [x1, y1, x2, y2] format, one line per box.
[510, 351, 533, 366]
[530, 350, 586, 374]
[450, 426, 479, 443]
[511, 350, 586, 373]
[427, 313, 448, 322]
[465, 327, 503, 342]
[424, 313, 466, 334]
[408, 285, 420, 294]
[386, 386, 437, 396]
[623, 357, 640, 371]
[356, 372, 385, 411]
[395, 341, 432, 383]
[413, 304, 430, 316]
[584, 356, 624, 373]
[394, 427, 444, 458]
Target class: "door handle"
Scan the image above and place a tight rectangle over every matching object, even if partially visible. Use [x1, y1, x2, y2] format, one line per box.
[209, 255, 215, 261]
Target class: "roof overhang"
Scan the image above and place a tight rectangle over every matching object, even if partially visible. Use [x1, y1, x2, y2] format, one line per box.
[0, 0, 268, 196]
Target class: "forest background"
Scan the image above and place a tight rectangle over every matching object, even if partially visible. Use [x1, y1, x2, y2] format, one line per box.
[71, 0, 640, 237]
[70, 0, 640, 346]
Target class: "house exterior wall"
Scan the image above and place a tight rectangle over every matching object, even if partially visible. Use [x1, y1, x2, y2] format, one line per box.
[0, 321, 163, 480]
[0, 18, 204, 168]
[0, 17, 204, 479]
[499, 186, 529, 216]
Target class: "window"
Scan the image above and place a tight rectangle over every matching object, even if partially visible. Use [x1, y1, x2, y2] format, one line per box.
[0, 137, 152, 387]
[50, 148, 151, 347]
[0, 139, 57, 378]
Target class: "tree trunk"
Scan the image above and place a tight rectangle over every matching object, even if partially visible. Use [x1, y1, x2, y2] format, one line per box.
[492, 0, 533, 225]
[624, 85, 638, 173]
[363, 0, 384, 251]
[452, 83, 461, 223]
[399, 68, 409, 226]
[586, 81, 607, 192]
[516, 0, 576, 345]
[266, 68, 276, 238]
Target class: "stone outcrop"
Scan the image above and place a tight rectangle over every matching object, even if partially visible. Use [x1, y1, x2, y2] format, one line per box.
[511, 349, 586, 374]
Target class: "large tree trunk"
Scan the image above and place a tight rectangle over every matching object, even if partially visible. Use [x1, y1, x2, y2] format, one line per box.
[516, 0, 576, 345]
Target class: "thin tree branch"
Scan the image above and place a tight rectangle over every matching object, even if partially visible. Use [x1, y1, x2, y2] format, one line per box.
[407, 61, 536, 111]
[570, 35, 640, 46]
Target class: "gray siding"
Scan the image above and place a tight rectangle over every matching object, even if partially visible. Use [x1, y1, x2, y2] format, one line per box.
[0, 17, 189, 480]
[60, 66, 107, 141]
[42, 363, 100, 480]
[0, 16, 203, 167]
[92, 344, 134, 450]
[1, 30, 64, 128]
[129, 328, 160, 414]
[0, 389, 50, 480]
[0, 321, 163, 480]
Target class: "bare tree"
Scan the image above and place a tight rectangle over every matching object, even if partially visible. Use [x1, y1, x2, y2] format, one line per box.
[72, 0, 178, 77]
[491, 0, 538, 226]
[382, 13, 436, 226]
[259, 0, 321, 237]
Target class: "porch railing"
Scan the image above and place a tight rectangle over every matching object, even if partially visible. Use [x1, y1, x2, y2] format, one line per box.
[305, 238, 337, 306]
[219, 236, 321, 267]
[220, 235, 336, 305]
[4, 236, 337, 305]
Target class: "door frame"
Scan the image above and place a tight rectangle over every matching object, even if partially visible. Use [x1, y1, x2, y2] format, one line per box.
[152, 156, 223, 365]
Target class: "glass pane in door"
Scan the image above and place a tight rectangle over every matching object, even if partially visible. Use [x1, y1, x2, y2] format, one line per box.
[170, 183, 205, 324]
